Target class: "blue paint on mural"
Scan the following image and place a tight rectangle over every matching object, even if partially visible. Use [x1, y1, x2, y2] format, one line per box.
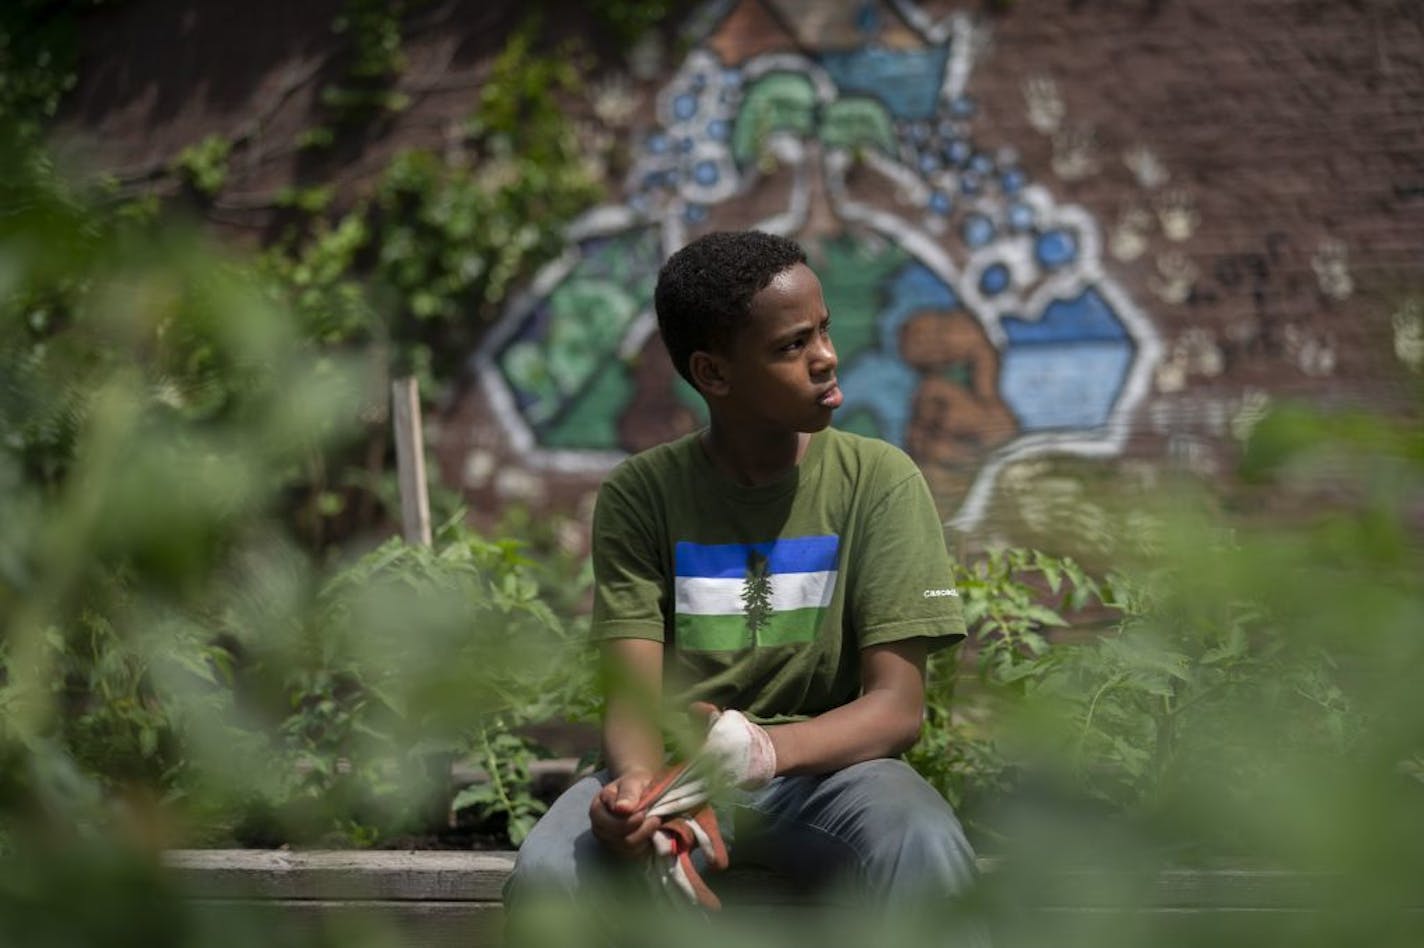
[1035, 229, 1078, 268]
[878, 263, 960, 351]
[980, 263, 1010, 296]
[963, 213, 995, 248]
[838, 352, 918, 444]
[831, 262, 963, 447]
[819, 46, 952, 120]
[855, 1, 882, 35]
[1008, 202, 1035, 231]
[1000, 343, 1133, 431]
[1002, 289, 1129, 344]
[999, 290, 1134, 430]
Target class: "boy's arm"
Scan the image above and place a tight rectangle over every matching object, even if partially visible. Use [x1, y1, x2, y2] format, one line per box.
[600, 637, 665, 779]
[764, 637, 929, 775]
[590, 637, 666, 858]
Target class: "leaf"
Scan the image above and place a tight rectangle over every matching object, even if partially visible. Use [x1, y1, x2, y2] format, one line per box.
[451, 784, 496, 812]
[1035, 552, 1064, 594]
[1022, 604, 1069, 628]
[507, 813, 536, 847]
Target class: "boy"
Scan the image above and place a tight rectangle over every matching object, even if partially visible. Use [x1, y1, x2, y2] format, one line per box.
[507, 231, 979, 915]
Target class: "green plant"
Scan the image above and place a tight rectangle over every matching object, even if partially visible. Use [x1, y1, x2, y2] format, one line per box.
[198, 514, 592, 847]
[964, 399, 1419, 871]
[374, 24, 601, 372]
[451, 719, 548, 846]
[265, 16, 602, 395]
[317, 0, 412, 128]
[172, 134, 232, 198]
[259, 212, 376, 347]
[908, 547, 1115, 821]
[0, 1, 114, 145]
[0, 128, 380, 943]
[585, 0, 678, 47]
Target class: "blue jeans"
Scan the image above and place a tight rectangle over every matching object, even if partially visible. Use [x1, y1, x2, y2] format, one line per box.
[506, 758, 982, 911]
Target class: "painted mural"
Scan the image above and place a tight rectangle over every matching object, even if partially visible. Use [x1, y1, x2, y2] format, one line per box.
[473, 0, 1163, 529]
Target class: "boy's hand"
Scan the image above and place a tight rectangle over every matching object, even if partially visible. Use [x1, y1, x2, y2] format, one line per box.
[589, 770, 661, 859]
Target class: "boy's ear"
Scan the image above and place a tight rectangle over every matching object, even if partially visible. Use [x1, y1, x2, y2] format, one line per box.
[688, 350, 730, 398]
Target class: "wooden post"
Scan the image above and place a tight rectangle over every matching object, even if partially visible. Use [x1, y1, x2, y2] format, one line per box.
[391, 376, 432, 547]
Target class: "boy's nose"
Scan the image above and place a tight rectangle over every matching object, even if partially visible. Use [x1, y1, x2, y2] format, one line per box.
[810, 335, 837, 375]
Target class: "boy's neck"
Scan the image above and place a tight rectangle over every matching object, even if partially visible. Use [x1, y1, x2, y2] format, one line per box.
[700, 424, 812, 487]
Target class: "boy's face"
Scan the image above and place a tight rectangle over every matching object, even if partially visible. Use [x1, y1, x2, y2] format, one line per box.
[712, 262, 842, 433]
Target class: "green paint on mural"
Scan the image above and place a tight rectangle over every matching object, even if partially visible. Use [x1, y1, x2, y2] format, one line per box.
[500, 340, 558, 421]
[733, 73, 817, 166]
[541, 360, 634, 449]
[545, 279, 638, 393]
[499, 277, 638, 424]
[583, 227, 661, 303]
[836, 408, 882, 440]
[817, 236, 909, 360]
[820, 97, 896, 156]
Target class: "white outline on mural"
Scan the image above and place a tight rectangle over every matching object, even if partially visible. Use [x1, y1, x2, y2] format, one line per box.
[471, 0, 1163, 531]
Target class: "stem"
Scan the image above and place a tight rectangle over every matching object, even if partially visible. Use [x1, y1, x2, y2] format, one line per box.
[480, 724, 517, 819]
[1153, 690, 1178, 796]
[1078, 672, 1125, 756]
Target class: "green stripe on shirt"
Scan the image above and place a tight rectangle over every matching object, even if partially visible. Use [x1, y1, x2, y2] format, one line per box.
[674, 606, 824, 651]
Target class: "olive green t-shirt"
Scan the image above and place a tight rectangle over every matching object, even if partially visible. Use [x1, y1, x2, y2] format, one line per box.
[590, 427, 966, 724]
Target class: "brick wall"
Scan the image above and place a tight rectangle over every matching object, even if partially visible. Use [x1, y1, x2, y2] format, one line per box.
[59, 0, 1424, 544]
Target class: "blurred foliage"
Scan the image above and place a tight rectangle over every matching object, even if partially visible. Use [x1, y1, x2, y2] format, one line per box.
[909, 547, 1118, 823]
[0, 1, 118, 145]
[915, 399, 1423, 867]
[172, 134, 232, 199]
[0, 126, 597, 943]
[201, 516, 594, 848]
[317, 0, 414, 126]
[585, 0, 681, 47]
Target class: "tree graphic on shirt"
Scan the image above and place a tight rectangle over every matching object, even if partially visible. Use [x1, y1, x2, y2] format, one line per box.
[741, 549, 773, 643]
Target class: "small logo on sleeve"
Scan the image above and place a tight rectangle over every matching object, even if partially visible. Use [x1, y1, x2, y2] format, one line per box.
[923, 588, 960, 598]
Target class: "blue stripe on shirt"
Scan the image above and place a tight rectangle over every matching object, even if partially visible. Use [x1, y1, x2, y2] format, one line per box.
[674, 535, 841, 579]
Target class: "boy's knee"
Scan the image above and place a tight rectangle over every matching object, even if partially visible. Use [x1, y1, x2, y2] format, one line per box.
[506, 843, 579, 903]
[842, 761, 977, 893]
[504, 774, 610, 902]
[839, 759, 956, 828]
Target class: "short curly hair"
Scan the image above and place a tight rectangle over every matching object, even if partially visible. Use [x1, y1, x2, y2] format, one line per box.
[654, 231, 807, 387]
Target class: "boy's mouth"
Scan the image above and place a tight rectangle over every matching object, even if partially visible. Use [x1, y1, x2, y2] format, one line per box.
[817, 383, 843, 409]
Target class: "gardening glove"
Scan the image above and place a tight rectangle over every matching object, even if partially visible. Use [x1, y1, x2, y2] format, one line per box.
[646, 804, 729, 910]
[697, 704, 777, 790]
[641, 703, 777, 820]
[631, 704, 772, 911]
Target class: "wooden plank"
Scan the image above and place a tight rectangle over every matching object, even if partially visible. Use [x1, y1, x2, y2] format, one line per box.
[390, 376, 431, 547]
[165, 851, 1424, 911]
[163, 851, 515, 902]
